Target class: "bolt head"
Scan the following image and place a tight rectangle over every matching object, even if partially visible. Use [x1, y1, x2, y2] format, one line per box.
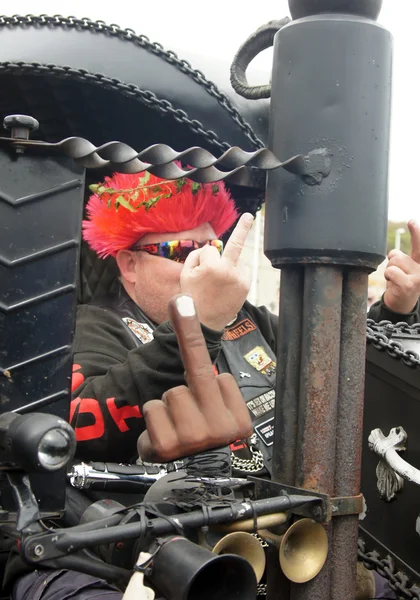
[3, 114, 39, 132]
[33, 544, 44, 557]
[311, 505, 323, 519]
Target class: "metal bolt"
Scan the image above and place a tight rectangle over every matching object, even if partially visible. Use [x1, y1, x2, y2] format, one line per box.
[311, 505, 323, 519]
[3, 114, 39, 154]
[33, 544, 44, 558]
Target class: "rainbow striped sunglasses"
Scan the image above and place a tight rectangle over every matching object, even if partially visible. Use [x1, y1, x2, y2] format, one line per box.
[131, 239, 224, 263]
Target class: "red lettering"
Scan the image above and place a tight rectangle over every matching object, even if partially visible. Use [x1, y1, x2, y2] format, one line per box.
[222, 319, 257, 341]
[106, 398, 142, 432]
[69, 397, 105, 442]
[230, 440, 247, 451]
[71, 363, 85, 393]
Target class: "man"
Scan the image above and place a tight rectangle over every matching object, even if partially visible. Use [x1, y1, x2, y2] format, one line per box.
[71, 171, 420, 464]
[71, 172, 271, 464]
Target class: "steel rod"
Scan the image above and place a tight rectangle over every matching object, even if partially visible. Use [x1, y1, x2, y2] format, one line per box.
[269, 267, 304, 600]
[291, 265, 343, 600]
[23, 494, 318, 561]
[272, 267, 304, 486]
[330, 270, 369, 600]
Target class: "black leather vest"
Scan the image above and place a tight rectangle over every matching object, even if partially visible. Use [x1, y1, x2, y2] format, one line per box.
[96, 289, 276, 474]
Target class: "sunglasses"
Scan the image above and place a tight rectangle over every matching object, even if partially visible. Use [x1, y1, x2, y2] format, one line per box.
[131, 239, 224, 263]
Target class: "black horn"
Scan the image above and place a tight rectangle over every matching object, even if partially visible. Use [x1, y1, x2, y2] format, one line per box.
[148, 536, 257, 600]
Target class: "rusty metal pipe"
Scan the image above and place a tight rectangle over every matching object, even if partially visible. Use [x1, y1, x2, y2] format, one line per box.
[295, 266, 342, 493]
[291, 265, 343, 600]
[268, 268, 304, 600]
[272, 267, 304, 486]
[330, 270, 369, 600]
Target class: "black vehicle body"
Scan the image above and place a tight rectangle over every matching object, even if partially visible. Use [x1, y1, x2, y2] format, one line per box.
[0, 12, 419, 599]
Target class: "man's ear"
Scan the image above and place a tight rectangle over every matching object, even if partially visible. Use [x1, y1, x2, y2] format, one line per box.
[116, 250, 137, 284]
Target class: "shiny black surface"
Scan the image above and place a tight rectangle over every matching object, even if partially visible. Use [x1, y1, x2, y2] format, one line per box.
[0, 18, 269, 158]
[362, 343, 420, 579]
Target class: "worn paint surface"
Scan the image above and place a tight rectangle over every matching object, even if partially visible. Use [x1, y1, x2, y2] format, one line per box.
[297, 266, 343, 495]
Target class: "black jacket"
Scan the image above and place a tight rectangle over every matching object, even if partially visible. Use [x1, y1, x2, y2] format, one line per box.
[70, 285, 419, 463]
[70, 286, 278, 462]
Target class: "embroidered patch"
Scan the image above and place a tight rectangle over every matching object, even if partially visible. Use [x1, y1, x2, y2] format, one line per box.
[246, 389, 276, 418]
[222, 318, 257, 341]
[122, 318, 154, 344]
[255, 417, 275, 447]
[244, 346, 276, 375]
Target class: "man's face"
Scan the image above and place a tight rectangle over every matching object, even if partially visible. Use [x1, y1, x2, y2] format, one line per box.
[120, 222, 217, 324]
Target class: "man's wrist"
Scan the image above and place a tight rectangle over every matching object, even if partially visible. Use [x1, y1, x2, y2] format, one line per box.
[166, 319, 223, 343]
[383, 290, 418, 315]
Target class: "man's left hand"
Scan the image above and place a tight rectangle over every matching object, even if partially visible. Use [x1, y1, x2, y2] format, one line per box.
[383, 220, 420, 314]
[180, 213, 253, 331]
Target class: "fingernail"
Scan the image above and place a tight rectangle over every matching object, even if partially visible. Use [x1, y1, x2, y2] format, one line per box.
[242, 213, 254, 225]
[175, 295, 196, 317]
[409, 219, 419, 228]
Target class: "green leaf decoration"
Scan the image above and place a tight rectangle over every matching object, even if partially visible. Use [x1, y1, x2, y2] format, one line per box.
[176, 178, 186, 192]
[139, 171, 151, 186]
[114, 195, 135, 212]
[144, 194, 163, 211]
[192, 182, 201, 195]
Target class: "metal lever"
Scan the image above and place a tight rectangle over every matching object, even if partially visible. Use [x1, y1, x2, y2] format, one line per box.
[68, 461, 167, 492]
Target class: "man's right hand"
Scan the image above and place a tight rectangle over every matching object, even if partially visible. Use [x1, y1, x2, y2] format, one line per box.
[137, 294, 252, 463]
[383, 220, 420, 314]
[180, 213, 254, 331]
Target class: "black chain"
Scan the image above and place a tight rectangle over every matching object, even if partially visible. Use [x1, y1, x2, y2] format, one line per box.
[0, 14, 265, 152]
[0, 60, 229, 152]
[358, 538, 420, 600]
[366, 319, 420, 369]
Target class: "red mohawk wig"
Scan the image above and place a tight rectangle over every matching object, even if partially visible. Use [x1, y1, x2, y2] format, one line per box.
[83, 170, 239, 258]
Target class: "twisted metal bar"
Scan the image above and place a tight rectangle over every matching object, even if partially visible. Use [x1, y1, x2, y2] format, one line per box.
[0, 136, 331, 186]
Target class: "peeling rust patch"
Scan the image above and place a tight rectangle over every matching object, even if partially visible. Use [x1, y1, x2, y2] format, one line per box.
[297, 266, 343, 496]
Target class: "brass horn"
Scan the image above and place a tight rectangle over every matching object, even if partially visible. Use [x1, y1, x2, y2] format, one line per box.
[279, 518, 328, 584]
[212, 532, 266, 583]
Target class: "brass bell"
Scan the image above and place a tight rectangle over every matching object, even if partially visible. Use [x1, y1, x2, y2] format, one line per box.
[279, 518, 328, 583]
[212, 531, 266, 583]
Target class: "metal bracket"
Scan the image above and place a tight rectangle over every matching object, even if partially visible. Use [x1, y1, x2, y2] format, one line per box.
[0, 114, 332, 189]
[0, 136, 331, 187]
[330, 494, 364, 517]
[7, 472, 40, 532]
[250, 477, 364, 522]
[250, 477, 328, 522]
